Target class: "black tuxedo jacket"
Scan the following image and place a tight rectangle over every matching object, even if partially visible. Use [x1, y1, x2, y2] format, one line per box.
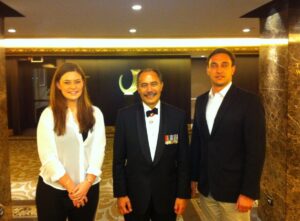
[113, 102, 190, 214]
[191, 85, 266, 202]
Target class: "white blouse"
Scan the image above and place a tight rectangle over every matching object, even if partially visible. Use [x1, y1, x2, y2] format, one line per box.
[37, 106, 106, 190]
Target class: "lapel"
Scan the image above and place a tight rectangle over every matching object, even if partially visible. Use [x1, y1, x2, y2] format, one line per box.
[153, 102, 166, 165]
[136, 103, 152, 163]
[210, 85, 236, 137]
[199, 94, 211, 139]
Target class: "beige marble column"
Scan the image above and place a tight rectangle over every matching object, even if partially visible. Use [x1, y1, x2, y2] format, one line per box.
[0, 17, 12, 220]
[254, 1, 300, 221]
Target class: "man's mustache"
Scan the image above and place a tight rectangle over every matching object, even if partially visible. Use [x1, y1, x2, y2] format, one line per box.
[144, 92, 157, 97]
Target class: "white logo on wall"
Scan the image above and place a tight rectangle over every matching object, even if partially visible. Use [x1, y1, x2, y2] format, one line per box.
[118, 69, 140, 95]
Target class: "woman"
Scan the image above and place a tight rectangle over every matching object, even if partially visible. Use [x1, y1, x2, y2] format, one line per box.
[36, 62, 106, 221]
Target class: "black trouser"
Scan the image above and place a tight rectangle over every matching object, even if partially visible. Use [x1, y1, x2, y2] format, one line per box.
[124, 198, 176, 221]
[36, 176, 99, 221]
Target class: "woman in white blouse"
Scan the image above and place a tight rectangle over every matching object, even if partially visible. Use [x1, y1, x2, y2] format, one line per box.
[36, 62, 106, 221]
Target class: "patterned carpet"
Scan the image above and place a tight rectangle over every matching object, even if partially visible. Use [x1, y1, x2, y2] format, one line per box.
[9, 135, 260, 221]
[9, 137, 185, 221]
[9, 138, 124, 221]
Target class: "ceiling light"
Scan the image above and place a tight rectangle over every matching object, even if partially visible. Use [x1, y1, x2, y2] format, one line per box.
[7, 28, 16, 33]
[243, 28, 251, 33]
[129, 28, 137, 33]
[132, 4, 142, 11]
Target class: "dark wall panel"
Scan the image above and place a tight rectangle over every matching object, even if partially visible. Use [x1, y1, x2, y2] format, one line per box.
[6, 54, 258, 133]
[66, 57, 191, 125]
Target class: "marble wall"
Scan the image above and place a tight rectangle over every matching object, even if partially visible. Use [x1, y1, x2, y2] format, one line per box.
[258, 3, 300, 221]
[0, 18, 12, 220]
[286, 7, 300, 220]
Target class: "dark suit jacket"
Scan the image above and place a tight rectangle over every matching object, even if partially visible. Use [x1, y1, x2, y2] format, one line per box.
[113, 102, 190, 214]
[191, 85, 265, 202]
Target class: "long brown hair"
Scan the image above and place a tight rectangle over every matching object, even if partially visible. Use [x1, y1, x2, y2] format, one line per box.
[50, 62, 95, 135]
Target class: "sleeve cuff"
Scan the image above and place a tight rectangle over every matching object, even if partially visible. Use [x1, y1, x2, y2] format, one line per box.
[87, 167, 101, 177]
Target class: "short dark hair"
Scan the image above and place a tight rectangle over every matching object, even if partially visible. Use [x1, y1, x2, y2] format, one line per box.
[207, 48, 236, 66]
[137, 68, 163, 84]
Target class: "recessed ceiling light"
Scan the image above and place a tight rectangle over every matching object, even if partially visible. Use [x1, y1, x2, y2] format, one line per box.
[8, 28, 16, 33]
[243, 28, 251, 33]
[132, 4, 142, 11]
[129, 28, 137, 33]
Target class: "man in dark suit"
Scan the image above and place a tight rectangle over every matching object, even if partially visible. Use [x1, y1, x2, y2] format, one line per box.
[190, 48, 265, 221]
[113, 69, 190, 221]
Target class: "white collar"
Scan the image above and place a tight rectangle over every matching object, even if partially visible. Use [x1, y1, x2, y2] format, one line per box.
[143, 100, 161, 114]
[209, 82, 232, 98]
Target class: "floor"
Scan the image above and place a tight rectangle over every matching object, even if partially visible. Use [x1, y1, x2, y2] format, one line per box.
[9, 136, 196, 221]
[9, 137, 124, 221]
[9, 134, 261, 221]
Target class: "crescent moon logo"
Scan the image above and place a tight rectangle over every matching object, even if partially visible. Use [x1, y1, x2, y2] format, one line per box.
[118, 69, 140, 95]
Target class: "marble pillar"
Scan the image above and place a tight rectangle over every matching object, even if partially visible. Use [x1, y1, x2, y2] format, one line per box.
[285, 7, 300, 220]
[253, 1, 300, 221]
[0, 17, 12, 220]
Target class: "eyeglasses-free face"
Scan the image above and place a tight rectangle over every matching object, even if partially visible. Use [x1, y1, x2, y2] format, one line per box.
[56, 71, 84, 105]
[207, 53, 236, 93]
[137, 71, 164, 109]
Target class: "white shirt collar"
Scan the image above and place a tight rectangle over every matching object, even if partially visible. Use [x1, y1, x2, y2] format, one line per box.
[209, 82, 232, 98]
[143, 101, 161, 115]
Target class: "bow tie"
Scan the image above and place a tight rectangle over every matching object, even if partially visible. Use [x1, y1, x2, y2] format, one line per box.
[146, 108, 158, 117]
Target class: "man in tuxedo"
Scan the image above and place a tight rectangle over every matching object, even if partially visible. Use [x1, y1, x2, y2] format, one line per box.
[113, 68, 190, 221]
[190, 48, 266, 221]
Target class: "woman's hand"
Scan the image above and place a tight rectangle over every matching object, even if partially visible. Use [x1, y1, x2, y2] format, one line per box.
[72, 196, 88, 208]
[69, 180, 91, 203]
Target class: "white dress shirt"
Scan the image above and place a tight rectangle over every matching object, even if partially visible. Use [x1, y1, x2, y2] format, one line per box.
[206, 82, 232, 134]
[37, 106, 106, 190]
[143, 101, 160, 161]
